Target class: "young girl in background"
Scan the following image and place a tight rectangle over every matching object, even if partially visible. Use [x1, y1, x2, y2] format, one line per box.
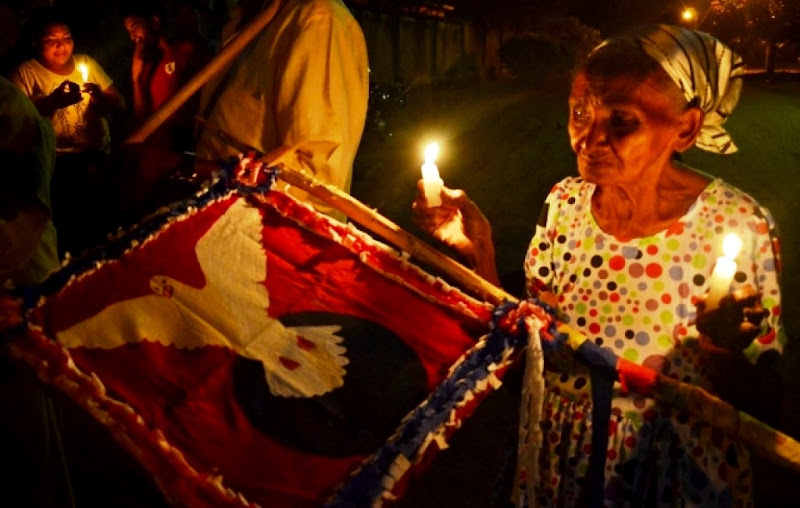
[10, 7, 125, 256]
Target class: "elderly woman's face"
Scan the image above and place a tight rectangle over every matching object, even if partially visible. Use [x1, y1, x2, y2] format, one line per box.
[568, 70, 689, 186]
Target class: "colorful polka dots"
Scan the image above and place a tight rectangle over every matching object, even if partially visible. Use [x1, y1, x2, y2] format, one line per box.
[522, 176, 783, 505]
[524, 176, 782, 371]
[645, 263, 662, 278]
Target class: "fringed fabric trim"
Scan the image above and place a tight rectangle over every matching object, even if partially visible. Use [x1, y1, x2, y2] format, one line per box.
[326, 303, 528, 507]
[7, 325, 257, 508]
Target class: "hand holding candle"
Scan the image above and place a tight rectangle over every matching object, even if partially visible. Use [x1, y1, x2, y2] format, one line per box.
[705, 233, 742, 311]
[421, 142, 443, 206]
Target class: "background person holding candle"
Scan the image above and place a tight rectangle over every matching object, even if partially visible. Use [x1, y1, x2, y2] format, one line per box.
[10, 7, 125, 256]
[10, 7, 124, 155]
[413, 25, 786, 506]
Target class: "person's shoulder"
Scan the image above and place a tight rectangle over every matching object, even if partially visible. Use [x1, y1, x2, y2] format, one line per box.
[289, 0, 355, 24]
[0, 75, 28, 111]
[9, 59, 38, 89]
[709, 177, 776, 225]
[12, 58, 38, 75]
[0, 77, 43, 139]
[540, 177, 592, 213]
[16, 58, 38, 69]
[549, 176, 591, 196]
[709, 178, 762, 208]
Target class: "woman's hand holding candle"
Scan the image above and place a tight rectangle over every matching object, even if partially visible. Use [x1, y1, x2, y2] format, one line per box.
[412, 141, 499, 283]
[694, 233, 768, 352]
[695, 285, 768, 353]
[412, 183, 499, 284]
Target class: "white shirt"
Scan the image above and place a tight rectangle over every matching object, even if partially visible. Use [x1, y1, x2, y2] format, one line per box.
[11, 54, 113, 153]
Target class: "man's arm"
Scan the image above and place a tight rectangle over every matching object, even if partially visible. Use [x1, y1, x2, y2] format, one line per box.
[273, 9, 368, 193]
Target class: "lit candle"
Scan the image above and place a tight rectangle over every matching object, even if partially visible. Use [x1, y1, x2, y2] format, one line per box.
[421, 142, 443, 206]
[705, 233, 742, 310]
[77, 63, 89, 84]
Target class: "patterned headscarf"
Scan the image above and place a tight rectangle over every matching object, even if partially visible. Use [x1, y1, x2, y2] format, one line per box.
[630, 24, 745, 154]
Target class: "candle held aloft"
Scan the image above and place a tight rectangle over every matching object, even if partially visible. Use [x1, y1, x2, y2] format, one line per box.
[705, 233, 742, 310]
[421, 142, 443, 206]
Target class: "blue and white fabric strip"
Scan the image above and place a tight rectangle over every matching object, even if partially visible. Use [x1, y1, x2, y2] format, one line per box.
[327, 302, 525, 507]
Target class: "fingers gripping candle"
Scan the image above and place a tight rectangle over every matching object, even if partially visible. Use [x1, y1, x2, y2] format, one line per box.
[705, 233, 742, 311]
[421, 142, 443, 206]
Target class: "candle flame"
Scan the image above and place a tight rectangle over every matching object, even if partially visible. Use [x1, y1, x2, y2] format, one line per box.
[722, 233, 742, 259]
[423, 143, 440, 165]
[78, 63, 88, 83]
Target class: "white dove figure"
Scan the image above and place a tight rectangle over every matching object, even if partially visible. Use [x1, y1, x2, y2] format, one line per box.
[57, 198, 349, 398]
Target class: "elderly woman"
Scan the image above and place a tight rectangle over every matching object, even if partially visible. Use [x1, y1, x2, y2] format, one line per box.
[413, 25, 784, 506]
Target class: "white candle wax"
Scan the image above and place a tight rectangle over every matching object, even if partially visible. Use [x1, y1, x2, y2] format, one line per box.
[705, 233, 742, 310]
[421, 142, 443, 206]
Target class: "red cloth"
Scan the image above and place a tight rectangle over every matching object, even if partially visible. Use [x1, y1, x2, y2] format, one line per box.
[617, 357, 659, 396]
[146, 44, 182, 113]
[31, 193, 488, 506]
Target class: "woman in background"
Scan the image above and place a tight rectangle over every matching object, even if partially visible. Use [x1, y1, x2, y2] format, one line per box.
[10, 7, 125, 257]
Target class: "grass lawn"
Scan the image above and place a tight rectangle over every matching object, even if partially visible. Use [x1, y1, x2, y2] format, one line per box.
[351, 76, 800, 507]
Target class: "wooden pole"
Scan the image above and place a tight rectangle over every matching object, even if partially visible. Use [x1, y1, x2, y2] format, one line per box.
[657, 375, 800, 475]
[124, 0, 283, 144]
[270, 162, 800, 476]
[274, 166, 515, 305]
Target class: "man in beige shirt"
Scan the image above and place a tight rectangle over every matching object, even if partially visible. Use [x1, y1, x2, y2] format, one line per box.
[196, 0, 369, 220]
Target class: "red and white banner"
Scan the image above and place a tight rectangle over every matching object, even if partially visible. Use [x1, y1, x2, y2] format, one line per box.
[15, 187, 495, 507]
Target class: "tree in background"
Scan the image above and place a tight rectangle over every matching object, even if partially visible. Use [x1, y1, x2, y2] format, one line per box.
[704, 0, 800, 73]
[497, 17, 600, 85]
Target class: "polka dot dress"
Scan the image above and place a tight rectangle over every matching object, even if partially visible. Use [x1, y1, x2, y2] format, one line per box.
[517, 176, 784, 507]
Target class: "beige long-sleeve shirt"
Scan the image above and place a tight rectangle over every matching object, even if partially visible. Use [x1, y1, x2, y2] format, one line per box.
[196, 0, 369, 219]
